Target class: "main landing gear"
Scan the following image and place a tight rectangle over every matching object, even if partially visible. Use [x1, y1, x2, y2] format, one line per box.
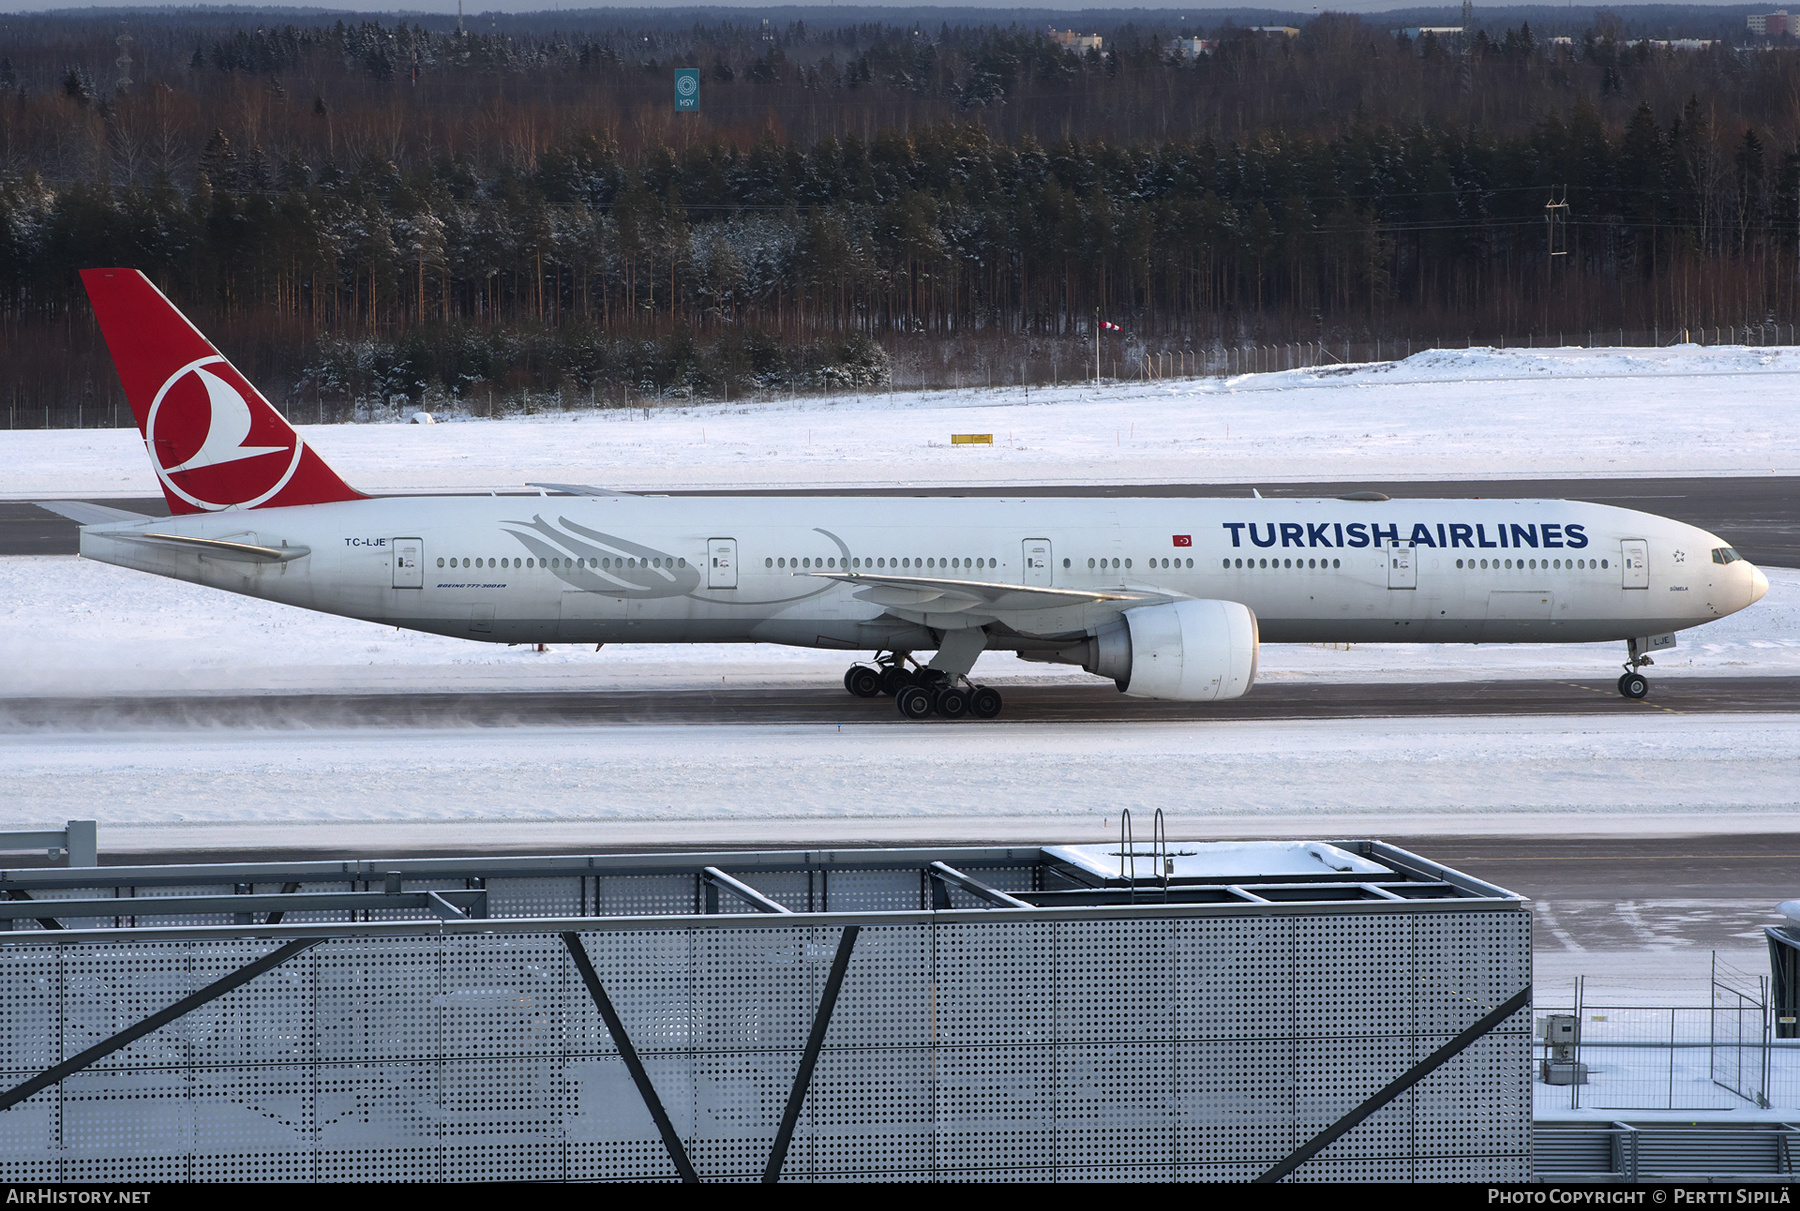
[843, 653, 1004, 720]
[1617, 639, 1653, 699]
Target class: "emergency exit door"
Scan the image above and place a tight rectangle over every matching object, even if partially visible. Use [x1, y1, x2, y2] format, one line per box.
[1022, 539, 1053, 586]
[393, 538, 423, 589]
[1387, 542, 1416, 589]
[1620, 540, 1649, 589]
[708, 538, 738, 589]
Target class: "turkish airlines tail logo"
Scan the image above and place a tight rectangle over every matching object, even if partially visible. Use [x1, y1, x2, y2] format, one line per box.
[80, 269, 363, 514]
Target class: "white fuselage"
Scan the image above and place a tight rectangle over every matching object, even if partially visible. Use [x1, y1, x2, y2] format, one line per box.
[80, 493, 1768, 658]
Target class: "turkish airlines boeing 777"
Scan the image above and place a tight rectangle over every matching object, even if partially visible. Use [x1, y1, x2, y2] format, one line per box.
[48, 268, 1769, 719]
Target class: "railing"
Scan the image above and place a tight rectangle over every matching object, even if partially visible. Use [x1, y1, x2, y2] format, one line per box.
[1536, 962, 1799, 1113]
[0, 821, 95, 867]
[1536, 1122, 1800, 1182]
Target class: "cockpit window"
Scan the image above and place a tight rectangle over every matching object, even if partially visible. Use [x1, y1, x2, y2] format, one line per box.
[1712, 547, 1743, 565]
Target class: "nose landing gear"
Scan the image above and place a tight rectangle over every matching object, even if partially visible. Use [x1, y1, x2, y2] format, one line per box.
[1617, 638, 1654, 699]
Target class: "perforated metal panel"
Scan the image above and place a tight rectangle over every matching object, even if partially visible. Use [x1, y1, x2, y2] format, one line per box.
[0, 848, 1530, 1183]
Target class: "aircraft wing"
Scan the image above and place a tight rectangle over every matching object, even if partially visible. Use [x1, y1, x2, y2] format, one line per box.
[804, 571, 1157, 614]
[34, 500, 154, 525]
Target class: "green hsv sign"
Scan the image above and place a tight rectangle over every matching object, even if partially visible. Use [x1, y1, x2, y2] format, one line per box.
[674, 68, 699, 111]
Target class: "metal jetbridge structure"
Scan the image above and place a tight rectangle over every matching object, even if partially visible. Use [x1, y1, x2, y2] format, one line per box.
[0, 839, 1531, 1182]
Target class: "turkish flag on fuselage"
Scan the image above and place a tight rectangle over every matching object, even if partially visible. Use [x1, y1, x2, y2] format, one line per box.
[80, 268, 363, 514]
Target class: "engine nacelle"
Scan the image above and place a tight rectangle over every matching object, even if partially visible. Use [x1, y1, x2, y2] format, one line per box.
[1115, 599, 1259, 701]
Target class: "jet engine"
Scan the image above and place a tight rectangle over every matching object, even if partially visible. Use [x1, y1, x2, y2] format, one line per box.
[1019, 599, 1259, 701]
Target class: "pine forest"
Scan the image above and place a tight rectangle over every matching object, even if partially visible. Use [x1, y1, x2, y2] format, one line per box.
[4, 7, 1800, 423]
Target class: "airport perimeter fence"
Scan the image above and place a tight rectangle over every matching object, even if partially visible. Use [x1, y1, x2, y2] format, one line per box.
[1534, 959, 1799, 1114]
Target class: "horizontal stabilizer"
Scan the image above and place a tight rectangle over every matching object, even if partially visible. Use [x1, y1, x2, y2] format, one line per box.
[806, 571, 1154, 614]
[34, 500, 153, 526]
[527, 482, 636, 497]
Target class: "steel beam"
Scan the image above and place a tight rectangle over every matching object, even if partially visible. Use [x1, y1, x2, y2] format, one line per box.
[763, 924, 861, 1183]
[0, 890, 485, 921]
[1255, 984, 1532, 1183]
[2, 890, 63, 931]
[561, 932, 699, 1184]
[0, 937, 323, 1113]
[262, 881, 302, 925]
[927, 862, 1031, 909]
[701, 867, 792, 915]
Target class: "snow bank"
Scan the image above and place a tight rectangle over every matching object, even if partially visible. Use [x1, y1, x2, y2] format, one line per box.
[4, 345, 1798, 496]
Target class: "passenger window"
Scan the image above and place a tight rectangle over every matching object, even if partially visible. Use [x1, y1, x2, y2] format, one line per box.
[1332, 559, 1340, 568]
[436, 558, 445, 568]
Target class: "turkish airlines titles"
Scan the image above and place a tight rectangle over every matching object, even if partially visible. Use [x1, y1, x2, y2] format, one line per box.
[1221, 520, 1590, 552]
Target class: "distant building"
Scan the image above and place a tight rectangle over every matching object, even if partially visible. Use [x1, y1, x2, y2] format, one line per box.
[1398, 25, 1465, 39]
[1168, 35, 1218, 56]
[1748, 10, 1790, 36]
[1628, 38, 1718, 50]
[1050, 28, 1103, 51]
[1248, 25, 1300, 37]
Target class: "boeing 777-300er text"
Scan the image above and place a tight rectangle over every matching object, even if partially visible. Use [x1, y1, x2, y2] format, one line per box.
[46, 268, 1770, 719]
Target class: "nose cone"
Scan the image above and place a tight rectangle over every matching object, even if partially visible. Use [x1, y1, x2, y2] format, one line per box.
[1750, 563, 1770, 606]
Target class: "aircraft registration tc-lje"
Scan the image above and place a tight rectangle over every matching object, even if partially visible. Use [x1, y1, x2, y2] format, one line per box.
[52, 268, 1770, 719]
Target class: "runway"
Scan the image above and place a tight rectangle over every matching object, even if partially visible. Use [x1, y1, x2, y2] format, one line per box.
[7, 473, 1800, 563]
[5, 674, 1796, 730]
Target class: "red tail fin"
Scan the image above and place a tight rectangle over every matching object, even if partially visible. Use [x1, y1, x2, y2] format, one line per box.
[80, 268, 363, 514]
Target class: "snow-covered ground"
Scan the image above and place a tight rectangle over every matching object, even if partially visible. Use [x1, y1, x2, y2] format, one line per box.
[4, 345, 1799, 497]
[3, 712, 1796, 833]
[2, 553, 1793, 696]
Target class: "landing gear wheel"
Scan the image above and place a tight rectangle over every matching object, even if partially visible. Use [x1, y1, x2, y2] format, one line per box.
[969, 686, 1004, 719]
[845, 665, 882, 698]
[878, 665, 912, 696]
[934, 686, 970, 719]
[895, 684, 935, 719]
[1618, 672, 1649, 699]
